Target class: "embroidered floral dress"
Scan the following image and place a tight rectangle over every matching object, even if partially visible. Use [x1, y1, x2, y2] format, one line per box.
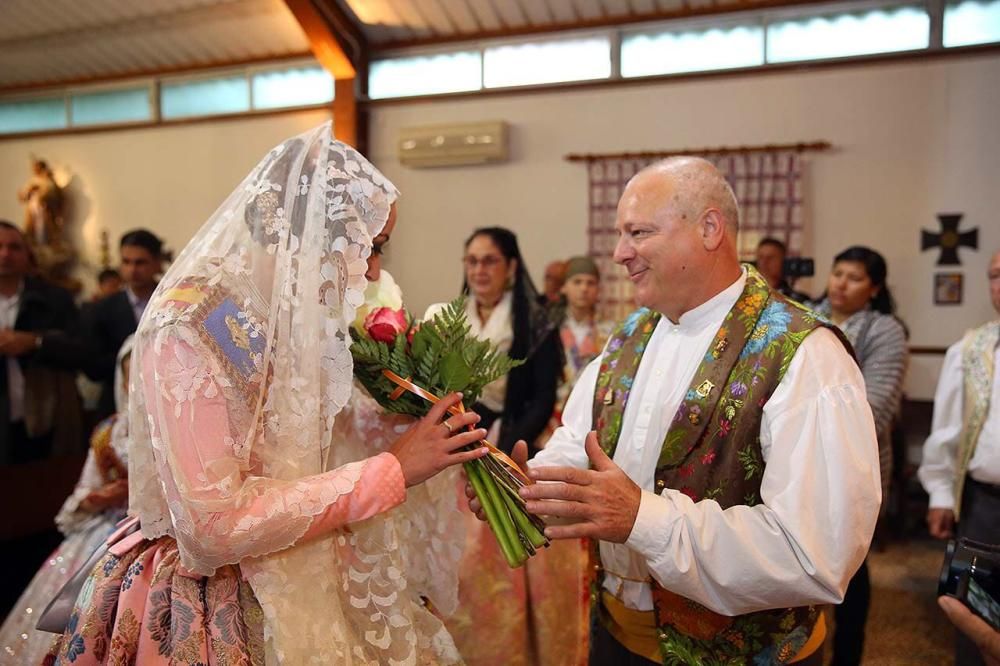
[46, 124, 465, 665]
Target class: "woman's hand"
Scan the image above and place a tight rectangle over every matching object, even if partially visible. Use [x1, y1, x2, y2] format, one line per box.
[390, 392, 489, 488]
[79, 478, 129, 513]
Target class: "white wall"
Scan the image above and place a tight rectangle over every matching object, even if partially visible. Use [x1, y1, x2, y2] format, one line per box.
[0, 109, 331, 292]
[367, 53, 1000, 398]
[2, 55, 997, 398]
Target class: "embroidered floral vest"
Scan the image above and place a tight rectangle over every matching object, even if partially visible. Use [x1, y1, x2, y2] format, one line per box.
[591, 267, 846, 665]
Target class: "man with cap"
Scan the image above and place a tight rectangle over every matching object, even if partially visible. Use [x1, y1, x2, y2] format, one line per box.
[554, 256, 615, 427]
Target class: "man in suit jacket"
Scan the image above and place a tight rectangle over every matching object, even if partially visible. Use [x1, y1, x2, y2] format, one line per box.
[0, 221, 84, 464]
[82, 229, 164, 418]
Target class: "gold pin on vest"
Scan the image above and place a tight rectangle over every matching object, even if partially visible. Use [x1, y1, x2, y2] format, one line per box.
[603, 390, 615, 406]
[695, 380, 715, 399]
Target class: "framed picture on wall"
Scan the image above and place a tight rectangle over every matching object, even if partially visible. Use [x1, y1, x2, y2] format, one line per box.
[934, 273, 963, 305]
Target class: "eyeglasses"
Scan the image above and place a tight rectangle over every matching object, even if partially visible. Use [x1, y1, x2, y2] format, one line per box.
[462, 255, 505, 269]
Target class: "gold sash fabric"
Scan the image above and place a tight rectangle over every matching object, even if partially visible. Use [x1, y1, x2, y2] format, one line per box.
[599, 591, 826, 664]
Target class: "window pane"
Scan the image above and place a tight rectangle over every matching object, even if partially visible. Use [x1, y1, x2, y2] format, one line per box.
[252, 66, 334, 110]
[767, 5, 929, 63]
[0, 97, 66, 134]
[944, 0, 1000, 46]
[621, 25, 764, 77]
[369, 52, 482, 99]
[71, 87, 151, 126]
[161, 75, 250, 119]
[484, 37, 611, 88]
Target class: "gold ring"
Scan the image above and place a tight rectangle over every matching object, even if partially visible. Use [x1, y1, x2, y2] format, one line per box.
[443, 420, 454, 434]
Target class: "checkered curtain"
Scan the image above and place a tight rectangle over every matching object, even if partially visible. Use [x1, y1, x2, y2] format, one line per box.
[587, 150, 805, 321]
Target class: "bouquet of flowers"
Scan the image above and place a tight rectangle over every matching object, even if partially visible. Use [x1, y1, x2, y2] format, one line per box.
[351, 277, 548, 568]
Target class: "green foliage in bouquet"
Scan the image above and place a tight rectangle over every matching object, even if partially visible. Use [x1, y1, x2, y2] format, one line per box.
[351, 296, 523, 415]
[351, 295, 547, 568]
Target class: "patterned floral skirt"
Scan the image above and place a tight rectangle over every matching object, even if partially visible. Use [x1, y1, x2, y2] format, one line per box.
[443, 509, 591, 666]
[45, 536, 264, 665]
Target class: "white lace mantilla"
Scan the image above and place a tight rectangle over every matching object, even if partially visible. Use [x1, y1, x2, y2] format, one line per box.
[127, 123, 463, 664]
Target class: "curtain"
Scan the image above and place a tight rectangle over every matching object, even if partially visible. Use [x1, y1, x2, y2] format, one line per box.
[586, 150, 806, 321]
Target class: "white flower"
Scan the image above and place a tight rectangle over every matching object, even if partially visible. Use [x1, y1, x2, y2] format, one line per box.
[353, 270, 404, 329]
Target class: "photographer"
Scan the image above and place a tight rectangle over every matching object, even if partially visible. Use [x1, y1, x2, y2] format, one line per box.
[939, 596, 1000, 666]
[754, 237, 812, 303]
[921, 249, 1000, 665]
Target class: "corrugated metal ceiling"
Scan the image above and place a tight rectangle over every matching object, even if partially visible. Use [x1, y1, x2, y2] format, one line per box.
[338, 0, 824, 49]
[0, 0, 310, 91]
[0, 0, 828, 91]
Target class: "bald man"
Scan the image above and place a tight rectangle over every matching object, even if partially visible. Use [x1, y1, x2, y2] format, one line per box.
[478, 158, 880, 664]
[542, 259, 568, 305]
[919, 250, 1000, 666]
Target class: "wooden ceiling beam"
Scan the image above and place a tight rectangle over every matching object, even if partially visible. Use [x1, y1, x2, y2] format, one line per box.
[284, 0, 369, 148]
[373, 0, 828, 50]
[284, 0, 360, 78]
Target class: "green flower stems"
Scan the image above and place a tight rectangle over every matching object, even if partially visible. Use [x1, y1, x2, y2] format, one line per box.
[465, 459, 527, 568]
[501, 485, 548, 550]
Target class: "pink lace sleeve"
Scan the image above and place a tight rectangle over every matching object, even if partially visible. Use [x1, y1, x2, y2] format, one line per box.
[141, 330, 406, 574]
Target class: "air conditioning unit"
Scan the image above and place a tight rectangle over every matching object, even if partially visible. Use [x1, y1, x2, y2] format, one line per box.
[398, 121, 508, 168]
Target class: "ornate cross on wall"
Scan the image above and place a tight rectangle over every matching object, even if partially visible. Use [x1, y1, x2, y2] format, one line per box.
[921, 213, 978, 265]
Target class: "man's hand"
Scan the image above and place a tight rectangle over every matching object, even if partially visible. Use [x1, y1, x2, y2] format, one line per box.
[939, 596, 1000, 666]
[927, 508, 956, 539]
[0, 330, 38, 357]
[518, 431, 640, 543]
[465, 440, 528, 520]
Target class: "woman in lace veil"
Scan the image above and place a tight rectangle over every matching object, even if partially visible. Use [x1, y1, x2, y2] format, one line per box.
[48, 122, 486, 665]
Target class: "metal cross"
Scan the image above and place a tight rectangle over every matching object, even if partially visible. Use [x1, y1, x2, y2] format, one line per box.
[921, 213, 978, 266]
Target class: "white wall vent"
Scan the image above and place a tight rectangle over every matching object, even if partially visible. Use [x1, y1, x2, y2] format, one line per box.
[398, 121, 508, 168]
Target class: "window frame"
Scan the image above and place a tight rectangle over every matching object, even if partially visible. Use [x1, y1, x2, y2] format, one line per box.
[67, 80, 156, 129]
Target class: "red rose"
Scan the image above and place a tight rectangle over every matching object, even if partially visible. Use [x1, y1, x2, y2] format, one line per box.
[364, 307, 407, 343]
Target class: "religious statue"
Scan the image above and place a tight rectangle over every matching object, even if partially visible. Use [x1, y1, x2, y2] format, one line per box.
[18, 158, 79, 291]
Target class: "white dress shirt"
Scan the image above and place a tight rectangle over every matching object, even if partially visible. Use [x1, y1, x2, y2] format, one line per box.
[0, 285, 26, 422]
[565, 315, 593, 349]
[125, 287, 149, 327]
[918, 333, 1000, 510]
[534, 271, 881, 616]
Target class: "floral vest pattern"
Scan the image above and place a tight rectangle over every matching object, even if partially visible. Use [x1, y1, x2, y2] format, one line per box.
[591, 267, 847, 665]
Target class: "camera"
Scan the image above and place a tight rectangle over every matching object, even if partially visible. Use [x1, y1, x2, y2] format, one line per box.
[783, 257, 815, 279]
[938, 538, 1000, 631]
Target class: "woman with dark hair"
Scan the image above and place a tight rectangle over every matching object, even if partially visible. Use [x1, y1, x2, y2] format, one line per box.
[813, 245, 909, 666]
[426, 228, 582, 665]
[428, 226, 562, 456]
